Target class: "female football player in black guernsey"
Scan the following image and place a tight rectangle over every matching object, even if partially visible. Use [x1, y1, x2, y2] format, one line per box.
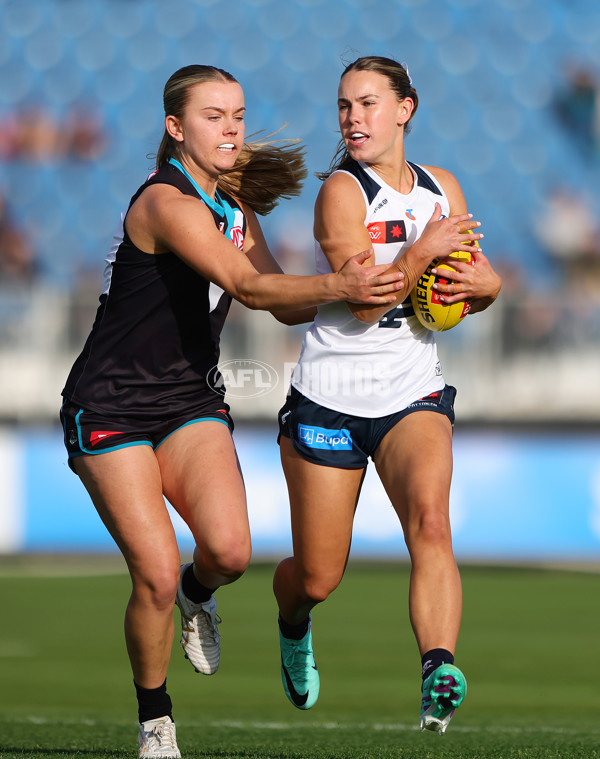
[60, 64, 403, 759]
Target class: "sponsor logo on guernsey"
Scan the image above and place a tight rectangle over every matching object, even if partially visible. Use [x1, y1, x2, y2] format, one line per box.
[231, 209, 245, 249]
[405, 208, 416, 220]
[373, 198, 388, 213]
[89, 430, 123, 446]
[218, 209, 244, 249]
[230, 225, 244, 249]
[297, 425, 352, 450]
[366, 220, 407, 243]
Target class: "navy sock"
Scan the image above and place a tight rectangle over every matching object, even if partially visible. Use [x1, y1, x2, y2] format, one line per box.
[278, 614, 309, 640]
[182, 564, 215, 604]
[421, 648, 454, 681]
[134, 679, 173, 724]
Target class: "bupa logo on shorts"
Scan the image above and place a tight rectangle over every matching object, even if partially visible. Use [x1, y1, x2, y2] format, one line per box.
[297, 424, 352, 451]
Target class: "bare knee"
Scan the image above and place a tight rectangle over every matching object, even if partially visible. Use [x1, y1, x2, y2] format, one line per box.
[130, 560, 180, 612]
[406, 505, 452, 552]
[217, 544, 251, 581]
[275, 557, 340, 606]
[196, 535, 251, 582]
[299, 570, 343, 606]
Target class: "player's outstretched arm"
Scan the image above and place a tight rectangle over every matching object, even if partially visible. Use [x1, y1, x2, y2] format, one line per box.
[129, 184, 403, 314]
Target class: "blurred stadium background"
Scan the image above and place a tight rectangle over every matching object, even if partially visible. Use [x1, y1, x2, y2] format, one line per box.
[1, 0, 600, 561]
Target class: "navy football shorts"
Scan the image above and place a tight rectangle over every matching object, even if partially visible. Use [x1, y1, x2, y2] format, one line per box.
[60, 399, 234, 472]
[278, 385, 456, 469]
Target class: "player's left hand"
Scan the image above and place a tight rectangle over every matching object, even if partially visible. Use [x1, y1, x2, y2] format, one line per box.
[432, 247, 502, 313]
[337, 249, 405, 304]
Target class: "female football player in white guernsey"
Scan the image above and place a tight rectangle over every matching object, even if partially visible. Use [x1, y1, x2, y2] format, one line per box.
[274, 56, 501, 734]
[60, 64, 404, 759]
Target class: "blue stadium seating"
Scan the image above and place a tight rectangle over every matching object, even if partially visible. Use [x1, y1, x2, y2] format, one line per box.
[0, 0, 598, 288]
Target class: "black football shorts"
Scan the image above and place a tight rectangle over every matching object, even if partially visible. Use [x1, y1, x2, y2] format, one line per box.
[278, 385, 456, 469]
[60, 399, 233, 472]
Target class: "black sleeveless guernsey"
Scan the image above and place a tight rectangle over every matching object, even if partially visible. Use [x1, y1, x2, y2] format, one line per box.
[62, 162, 246, 419]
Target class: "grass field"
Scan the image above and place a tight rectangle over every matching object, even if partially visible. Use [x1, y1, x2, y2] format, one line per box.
[1, 558, 599, 758]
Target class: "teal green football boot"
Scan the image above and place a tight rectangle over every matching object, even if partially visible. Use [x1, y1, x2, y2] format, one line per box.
[420, 663, 467, 734]
[279, 616, 320, 710]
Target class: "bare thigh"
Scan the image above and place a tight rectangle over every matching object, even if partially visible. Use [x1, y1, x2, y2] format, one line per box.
[280, 436, 365, 595]
[74, 445, 180, 581]
[156, 421, 251, 578]
[373, 411, 454, 547]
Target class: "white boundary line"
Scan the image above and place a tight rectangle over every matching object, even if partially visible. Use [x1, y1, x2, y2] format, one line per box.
[4, 716, 598, 736]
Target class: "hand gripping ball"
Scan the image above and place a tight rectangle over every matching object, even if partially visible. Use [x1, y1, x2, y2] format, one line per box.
[410, 236, 478, 332]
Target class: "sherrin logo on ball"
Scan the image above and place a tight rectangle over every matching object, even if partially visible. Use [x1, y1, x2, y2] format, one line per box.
[410, 233, 479, 332]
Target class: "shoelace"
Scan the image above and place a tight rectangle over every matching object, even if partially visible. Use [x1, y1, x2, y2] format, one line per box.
[144, 721, 177, 752]
[195, 609, 221, 643]
[283, 641, 312, 671]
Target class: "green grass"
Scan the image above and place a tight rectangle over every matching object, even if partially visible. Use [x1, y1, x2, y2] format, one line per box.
[1, 560, 599, 758]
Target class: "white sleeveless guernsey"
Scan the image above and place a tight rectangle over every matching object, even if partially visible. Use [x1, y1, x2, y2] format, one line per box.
[291, 159, 451, 417]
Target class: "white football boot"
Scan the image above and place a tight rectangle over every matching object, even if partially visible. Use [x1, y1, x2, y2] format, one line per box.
[138, 716, 181, 758]
[175, 563, 221, 675]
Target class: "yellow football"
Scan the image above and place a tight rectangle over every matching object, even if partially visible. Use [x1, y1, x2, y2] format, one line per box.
[410, 242, 477, 332]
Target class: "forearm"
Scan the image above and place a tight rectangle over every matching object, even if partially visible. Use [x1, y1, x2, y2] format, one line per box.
[271, 305, 318, 325]
[236, 271, 343, 311]
[351, 240, 431, 323]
